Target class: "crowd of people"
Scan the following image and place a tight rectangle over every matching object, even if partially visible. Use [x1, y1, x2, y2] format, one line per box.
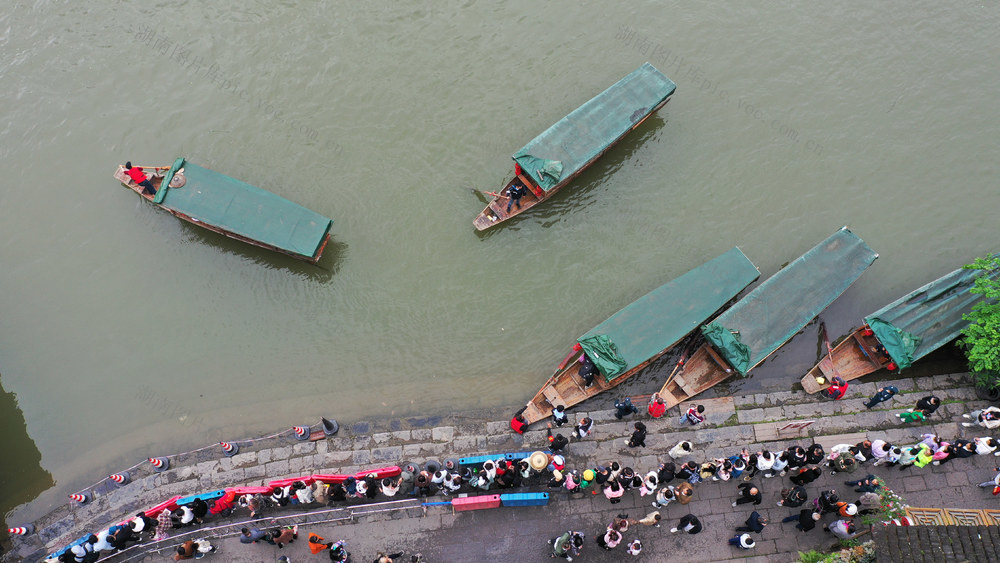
[47, 382, 1000, 562]
[527, 395, 1000, 559]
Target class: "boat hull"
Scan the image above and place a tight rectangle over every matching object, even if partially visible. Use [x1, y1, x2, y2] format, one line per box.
[801, 327, 889, 393]
[115, 165, 331, 263]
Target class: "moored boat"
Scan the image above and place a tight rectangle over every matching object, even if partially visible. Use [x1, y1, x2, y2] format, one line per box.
[114, 157, 333, 263]
[659, 227, 878, 408]
[519, 247, 760, 425]
[801, 264, 998, 393]
[473, 63, 676, 231]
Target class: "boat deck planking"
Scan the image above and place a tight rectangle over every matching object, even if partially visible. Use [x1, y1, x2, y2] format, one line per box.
[658, 343, 736, 410]
[801, 327, 889, 393]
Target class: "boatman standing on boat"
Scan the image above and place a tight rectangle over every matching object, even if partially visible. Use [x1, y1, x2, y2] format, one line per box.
[124, 161, 157, 196]
[505, 181, 525, 212]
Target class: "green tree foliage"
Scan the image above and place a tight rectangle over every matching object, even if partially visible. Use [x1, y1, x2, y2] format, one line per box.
[961, 255, 1000, 389]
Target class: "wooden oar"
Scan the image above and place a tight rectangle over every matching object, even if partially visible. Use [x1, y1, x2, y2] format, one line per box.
[661, 344, 693, 390]
[819, 322, 842, 380]
[548, 349, 582, 383]
[133, 165, 171, 170]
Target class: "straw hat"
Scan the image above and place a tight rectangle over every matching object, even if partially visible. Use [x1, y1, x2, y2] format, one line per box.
[529, 451, 549, 471]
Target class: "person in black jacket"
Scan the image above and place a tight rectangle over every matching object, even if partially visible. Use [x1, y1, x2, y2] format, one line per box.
[670, 514, 702, 534]
[913, 395, 941, 417]
[777, 486, 808, 507]
[732, 483, 762, 506]
[806, 444, 825, 465]
[789, 466, 823, 486]
[781, 509, 821, 532]
[627, 422, 647, 448]
[735, 511, 768, 534]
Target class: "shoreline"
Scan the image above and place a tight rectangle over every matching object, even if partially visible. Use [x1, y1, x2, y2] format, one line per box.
[7, 371, 993, 561]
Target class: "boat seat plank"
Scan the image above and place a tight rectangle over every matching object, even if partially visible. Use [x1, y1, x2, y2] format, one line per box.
[852, 333, 882, 368]
[705, 345, 733, 373]
[541, 386, 562, 406]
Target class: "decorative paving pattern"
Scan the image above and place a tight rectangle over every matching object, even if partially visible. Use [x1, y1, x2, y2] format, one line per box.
[906, 507, 993, 525]
[905, 507, 950, 525]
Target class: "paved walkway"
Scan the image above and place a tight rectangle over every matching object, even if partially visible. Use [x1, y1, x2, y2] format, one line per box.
[10, 372, 1000, 562]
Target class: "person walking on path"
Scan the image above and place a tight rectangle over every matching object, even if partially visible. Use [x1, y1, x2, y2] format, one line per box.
[845, 475, 882, 493]
[595, 526, 622, 550]
[546, 423, 569, 452]
[626, 539, 642, 555]
[962, 406, 1000, 429]
[913, 395, 941, 417]
[977, 467, 1000, 494]
[777, 486, 808, 508]
[239, 527, 272, 545]
[573, 417, 593, 440]
[670, 514, 702, 534]
[627, 421, 647, 448]
[669, 440, 694, 459]
[782, 509, 822, 532]
[820, 377, 848, 400]
[825, 519, 857, 540]
[270, 525, 298, 549]
[651, 485, 676, 508]
[675, 481, 694, 505]
[681, 404, 706, 425]
[614, 397, 639, 419]
[631, 511, 661, 528]
[733, 483, 762, 506]
[896, 408, 926, 423]
[974, 436, 1000, 456]
[552, 405, 569, 427]
[864, 385, 899, 408]
[789, 466, 823, 486]
[550, 530, 584, 561]
[728, 533, 756, 549]
[735, 511, 767, 534]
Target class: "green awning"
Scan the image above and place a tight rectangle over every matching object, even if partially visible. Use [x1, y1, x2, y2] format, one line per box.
[156, 158, 333, 260]
[864, 264, 998, 370]
[702, 228, 878, 376]
[578, 247, 760, 381]
[513, 63, 676, 192]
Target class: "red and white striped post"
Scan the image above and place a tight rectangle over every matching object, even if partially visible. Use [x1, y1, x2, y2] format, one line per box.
[8, 524, 35, 536]
[68, 492, 92, 504]
[220, 441, 239, 456]
[293, 426, 309, 441]
[148, 457, 170, 472]
[109, 471, 131, 485]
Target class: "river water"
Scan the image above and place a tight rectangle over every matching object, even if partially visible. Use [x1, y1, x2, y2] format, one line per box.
[2, 1, 998, 527]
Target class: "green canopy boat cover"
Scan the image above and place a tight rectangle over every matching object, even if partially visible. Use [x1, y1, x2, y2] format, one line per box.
[864, 264, 999, 370]
[155, 158, 333, 260]
[513, 63, 676, 192]
[578, 247, 760, 381]
[702, 228, 878, 376]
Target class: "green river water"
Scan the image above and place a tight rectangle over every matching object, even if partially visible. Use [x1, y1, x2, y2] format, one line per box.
[1, 1, 998, 528]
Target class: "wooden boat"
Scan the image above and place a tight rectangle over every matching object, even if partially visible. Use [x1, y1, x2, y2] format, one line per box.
[659, 227, 879, 409]
[801, 264, 997, 393]
[520, 247, 760, 425]
[114, 157, 333, 263]
[473, 63, 676, 231]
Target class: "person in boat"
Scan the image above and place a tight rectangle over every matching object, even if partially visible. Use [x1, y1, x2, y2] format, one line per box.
[505, 181, 525, 212]
[578, 354, 599, 387]
[124, 161, 157, 196]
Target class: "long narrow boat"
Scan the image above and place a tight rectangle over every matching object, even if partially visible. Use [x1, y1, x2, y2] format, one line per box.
[114, 157, 333, 263]
[473, 63, 676, 231]
[659, 227, 878, 409]
[801, 264, 998, 393]
[519, 247, 760, 425]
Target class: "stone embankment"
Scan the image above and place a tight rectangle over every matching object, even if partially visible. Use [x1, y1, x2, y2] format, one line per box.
[7, 372, 995, 562]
